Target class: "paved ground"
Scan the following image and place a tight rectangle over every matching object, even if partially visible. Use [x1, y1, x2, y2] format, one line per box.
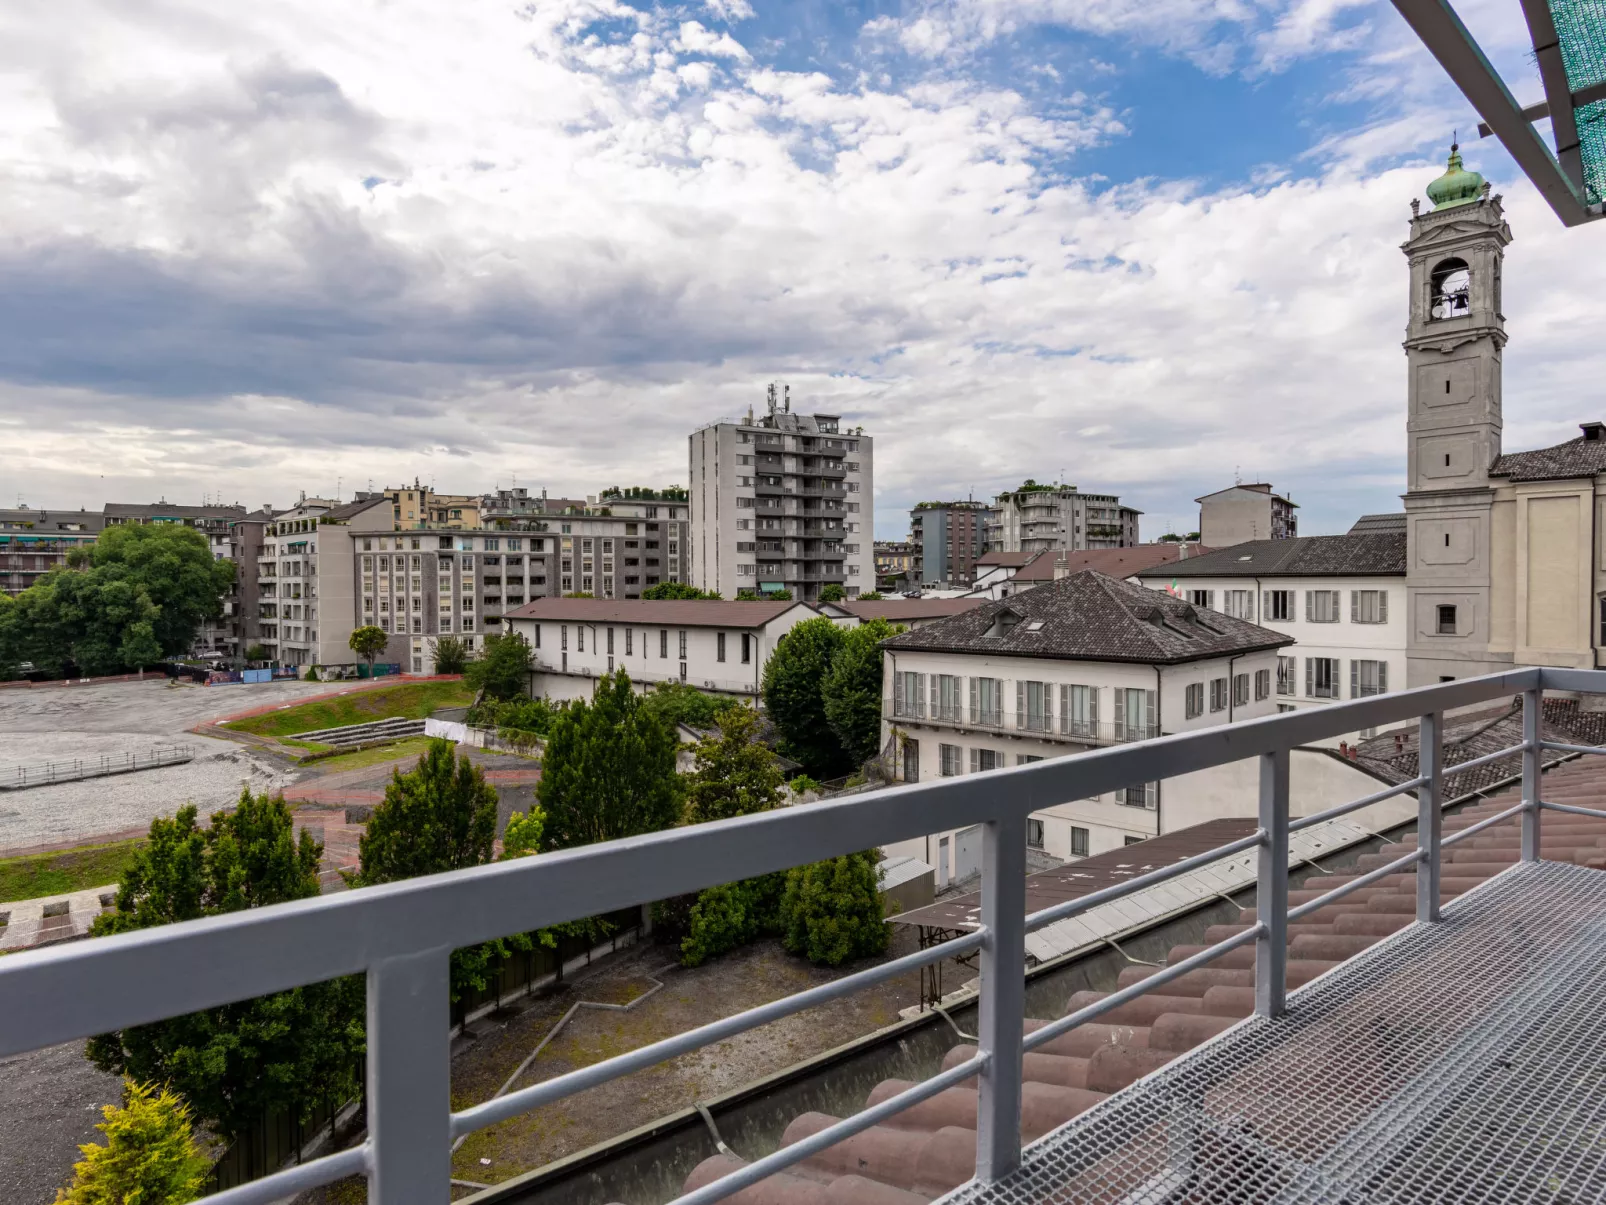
[0, 1039, 124, 1205]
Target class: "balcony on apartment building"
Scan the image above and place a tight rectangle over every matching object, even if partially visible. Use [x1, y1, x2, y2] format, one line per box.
[10, 670, 1606, 1205]
[891, 698, 1160, 744]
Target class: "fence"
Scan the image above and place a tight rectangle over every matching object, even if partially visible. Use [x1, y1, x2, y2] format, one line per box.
[3, 667, 1606, 1205]
[1, 745, 194, 791]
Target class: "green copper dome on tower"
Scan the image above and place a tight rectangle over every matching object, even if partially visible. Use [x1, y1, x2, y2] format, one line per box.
[1426, 143, 1485, 210]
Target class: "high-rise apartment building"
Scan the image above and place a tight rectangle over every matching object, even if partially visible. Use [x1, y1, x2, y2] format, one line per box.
[910, 500, 993, 586]
[483, 490, 689, 600]
[689, 389, 874, 601]
[986, 483, 1140, 554]
[0, 508, 102, 595]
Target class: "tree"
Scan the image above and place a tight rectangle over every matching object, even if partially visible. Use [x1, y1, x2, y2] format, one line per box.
[685, 706, 784, 825]
[87, 791, 364, 1142]
[538, 670, 681, 849]
[780, 851, 888, 966]
[638, 681, 738, 731]
[762, 616, 849, 778]
[857, 591, 885, 601]
[642, 581, 721, 600]
[55, 1081, 209, 1205]
[430, 634, 470, 674]
[679, 874, 785, 968]
[357, 739, 506, 998]
[823, 618, 905, 767]
[348, 624, 388, 674]
[464, 629, 532, 701]
[818, 583, 847, 603]
[501, 808, 547, 858]
[244, 643, 270, 663]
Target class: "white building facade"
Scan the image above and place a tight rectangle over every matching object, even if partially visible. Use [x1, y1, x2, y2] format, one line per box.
[689, 389, 874, 603]
[879, 571, 1291, 864]
[1135, 534, 1408, 720]
[502, 597, 821, 702]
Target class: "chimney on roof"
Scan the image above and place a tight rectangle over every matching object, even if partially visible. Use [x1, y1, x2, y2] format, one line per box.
[1582, 422, 1606, 442]
[1053, 551, 1069, 581]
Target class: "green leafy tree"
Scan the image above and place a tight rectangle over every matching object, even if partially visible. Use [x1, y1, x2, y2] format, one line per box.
[464, 629, 532, 700]
[685, 706, 784, 825]
[468, 694, 561, 736]
[538, 670, 681, 849]
[780, 851, 888, 966]
[817, 583, 847, 603]
[244, 643, 270, 663]
[762, 616, 849, 778]
[641, 581, 721, 600]
[822, 618, 905, 767]
[501, 808, 547, 858]
[562, 591, 595, 598]
[638, 681, 738, 731]
[55, 1080, 209, 1205]
[348, 624, 388, 673]
[357, 739, 510, 998]
[87, 791, 363, 1142]
[680, 874, 785, 968]
[857, 591, 885, 601]
[430, 634, 470, 674]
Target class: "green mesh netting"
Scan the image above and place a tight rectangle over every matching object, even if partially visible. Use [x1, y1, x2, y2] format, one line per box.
[1548, 0, 1606, 206]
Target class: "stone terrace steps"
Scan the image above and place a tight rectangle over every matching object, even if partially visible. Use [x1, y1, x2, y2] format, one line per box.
[680, 756, 1606, 1203]
[293, 716, 426, 748]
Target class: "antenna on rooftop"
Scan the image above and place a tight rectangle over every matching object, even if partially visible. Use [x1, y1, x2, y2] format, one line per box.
[767, 382, 778, 415]
[784, 384, 790, 413]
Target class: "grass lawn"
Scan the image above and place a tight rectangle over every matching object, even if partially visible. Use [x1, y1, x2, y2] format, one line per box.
[223, 680, 474, 740]
[306, 736, 435, 774]
[0, 838, 144, 903]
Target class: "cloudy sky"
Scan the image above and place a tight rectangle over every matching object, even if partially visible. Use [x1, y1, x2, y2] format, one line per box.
[3, 0, 1603, 538]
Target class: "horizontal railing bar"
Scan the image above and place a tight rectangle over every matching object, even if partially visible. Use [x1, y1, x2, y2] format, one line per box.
[1441, 743, 1528, 777]
[1441, 801, 1529, 848]
[672, 1054, 989, 1205]
[1286, 848, 1426, 922]
[1539, 740, 1606, 758]
[1289, 776, 1428, 834]
[192, 1144, 368, 1205]
[1537, 799, 1606, 821]
[1023, 925, 1264, 1053]
[0, 666, 1553, 1058]
[1024, 830, 1266, 934]
[452, 928, 986, 1137]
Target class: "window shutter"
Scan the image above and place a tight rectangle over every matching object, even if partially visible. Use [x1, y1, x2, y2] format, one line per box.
[893, 673, 905, 717]
[1351, 591, 1358, 623]
[1305, 591, 1312, 622]
[1016, 680, 1026, 729]
[1305, 658, 1313, 697]
[930, 675, 938, 717]
[1090, 687, 1099, 733]
[1350, 660, 1358, 699]
[1379, 591, 1388, 623]
[1207, 590, 1216, 611]
[1114, 691, 1125, 741]
[1379, 661, 1388, 693]
[1146, 781, 1158, 808]
[970, 677, 979, 723]
[1060, 685, 1069, 733]
[1262, 591, 1271, 620]
[968, 747, 977, 774]
[1146, 690, 1157, 736]
[917, 674, 926, 716]
[1044, 683, 1052, 728]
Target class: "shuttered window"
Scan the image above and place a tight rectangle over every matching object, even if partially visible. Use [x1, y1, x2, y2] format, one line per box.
[1114, 689, 1157, 741]
[1061, 685, 1098, 737]
[1351, 659, 1388, 697]
[1185, 682, 1204, 719]
[1352, 590, 1388, 623]
[1307, 590, 1341, 623]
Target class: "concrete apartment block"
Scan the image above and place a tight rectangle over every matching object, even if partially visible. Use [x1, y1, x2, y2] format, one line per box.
[1196, 483, 1298, 547]
[910, 501, 993, 587]
[987, 484, 1140, 554]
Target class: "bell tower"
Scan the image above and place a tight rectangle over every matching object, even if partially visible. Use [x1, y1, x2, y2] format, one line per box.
[1403, 145, 1514, 686]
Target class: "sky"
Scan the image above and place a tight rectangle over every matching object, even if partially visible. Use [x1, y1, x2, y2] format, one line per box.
[3, 0, 1603, 540]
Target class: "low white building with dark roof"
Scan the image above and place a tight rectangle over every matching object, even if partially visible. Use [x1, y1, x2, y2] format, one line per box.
[1134, 533, 1407, 717]
[878, 570, 1294, 864]
[501, 597, 820, 702]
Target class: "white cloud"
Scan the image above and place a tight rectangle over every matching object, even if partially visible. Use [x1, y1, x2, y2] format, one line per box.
[0, 0, 1602, 543]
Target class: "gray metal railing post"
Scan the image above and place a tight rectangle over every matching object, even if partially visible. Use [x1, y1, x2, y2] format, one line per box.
[1522, 688, 1542, 861]
[366, 948, 452, 1203]
[1417, 711, 1443, 922]
[975, 810, 1025, 1183]
[1255, 748, 1289, 1019]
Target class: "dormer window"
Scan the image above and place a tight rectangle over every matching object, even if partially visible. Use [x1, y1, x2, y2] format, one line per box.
[986, 609, 1024, 638]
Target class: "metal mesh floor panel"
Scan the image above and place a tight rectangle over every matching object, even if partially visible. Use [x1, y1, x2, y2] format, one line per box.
[947, 861, 1606, 1205]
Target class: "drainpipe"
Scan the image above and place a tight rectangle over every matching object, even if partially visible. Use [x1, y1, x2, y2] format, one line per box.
[1227, 652, 1242, 724]
[1154, 665, 1163, 837]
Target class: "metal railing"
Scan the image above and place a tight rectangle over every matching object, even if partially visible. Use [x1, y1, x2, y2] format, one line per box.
[2, 744, 195, 791]
[3, 668, 1604, 1205]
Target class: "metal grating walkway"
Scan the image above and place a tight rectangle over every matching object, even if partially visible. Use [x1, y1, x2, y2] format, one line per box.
[946, 860, 1606, 1205]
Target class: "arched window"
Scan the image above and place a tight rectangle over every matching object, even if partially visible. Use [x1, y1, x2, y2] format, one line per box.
[1430, 257, 1470, 320]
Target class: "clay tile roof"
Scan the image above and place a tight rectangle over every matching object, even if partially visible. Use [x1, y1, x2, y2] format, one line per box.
[1490, 431, 1606, 481]
[1012, 545, 1214, 582]
[838, 598, 985, 621]
[1135, 533, 1406, 579]
[879, 570, 1292, 665]
[501, 597, 813, 628]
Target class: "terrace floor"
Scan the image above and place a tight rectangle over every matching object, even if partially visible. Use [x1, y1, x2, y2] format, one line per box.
[945, 858, 1606, 1205]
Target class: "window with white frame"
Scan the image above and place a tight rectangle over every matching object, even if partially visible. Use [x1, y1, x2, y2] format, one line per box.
[1209, 677, 1227, 712]
[939, 743, 963, 776]
[1307, 590, 1341, 623]
[1307, 656, 1341, 698]
[934, 674, 964, 722]
[1223, 590, 1254, 619]
[1070, 826, 1090, 857]
[1277, 655, 1296, 695]
[1352, 590, 1388, 623]
[1115, 688, 1156, 741]
[970, 677, 1004, 727]
[1185, 682, 1204, 719]
[1018, 680, 1052, 732]
[1233, 673, 1250, 707]
[894, 671, 925, 719]
[1254, 668, 1271, 700]
[1120, 782, 1158, 808]
[1264, 589, 1292, 621]
[1061, 684, 1098, 737]
[970, 747, 1003, 772]
[1188, 589, 1215, 610]
[1351, 659, 1388, 697]
[716, 632, 726, 662]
